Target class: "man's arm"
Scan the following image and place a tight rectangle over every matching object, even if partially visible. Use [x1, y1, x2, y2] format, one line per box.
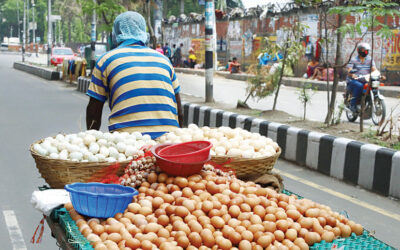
[175, 93, 183, 127]
[86, 97, 104, 130]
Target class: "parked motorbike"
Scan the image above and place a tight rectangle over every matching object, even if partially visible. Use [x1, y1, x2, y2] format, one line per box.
[344, 70, 386, 125]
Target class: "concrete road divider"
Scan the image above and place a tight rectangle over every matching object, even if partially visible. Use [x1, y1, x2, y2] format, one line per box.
[77, 77, 90, 93]
[182, 102, 400, 200]
[13, 62, 60, 81]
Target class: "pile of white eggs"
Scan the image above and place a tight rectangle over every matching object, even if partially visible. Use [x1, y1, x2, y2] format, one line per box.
[158, 124, 279, 158]
[32, 130, 157, 163]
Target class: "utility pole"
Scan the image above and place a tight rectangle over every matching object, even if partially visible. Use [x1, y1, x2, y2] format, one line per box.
[205, 0, 215, 103]
[32, 0, 37, 56]
[47, 0, 52, 66]
[22, 0, 26, 62]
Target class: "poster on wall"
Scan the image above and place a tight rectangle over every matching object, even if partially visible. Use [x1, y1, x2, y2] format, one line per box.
[229, 40, 242, 59]
[191, 39, 205, 64]
[382, 29, 400, 71]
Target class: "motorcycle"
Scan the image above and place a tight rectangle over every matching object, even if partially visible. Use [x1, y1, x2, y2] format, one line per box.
[344, 70, 386, 125]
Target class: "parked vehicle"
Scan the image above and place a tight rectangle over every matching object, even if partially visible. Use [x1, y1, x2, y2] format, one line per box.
[50, 47, 76, 66]
[344, 70, 386, 125]
[1, 43, 8, 51]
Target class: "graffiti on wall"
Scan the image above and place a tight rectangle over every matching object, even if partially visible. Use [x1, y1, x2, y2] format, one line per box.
[382, 30, 400, 70]
[191, 39, 205, 64]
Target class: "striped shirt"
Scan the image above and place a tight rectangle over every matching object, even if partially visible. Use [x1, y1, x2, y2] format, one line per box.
[348, 55, 375, 76]
[87, 44, 180, 139]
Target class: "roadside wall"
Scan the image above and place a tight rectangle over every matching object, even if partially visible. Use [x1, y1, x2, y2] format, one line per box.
[163, 11, 400, 85]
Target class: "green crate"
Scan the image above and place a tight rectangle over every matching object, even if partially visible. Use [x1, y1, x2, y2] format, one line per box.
[281, 190, 396, 249]
[55, 208, 94, 250]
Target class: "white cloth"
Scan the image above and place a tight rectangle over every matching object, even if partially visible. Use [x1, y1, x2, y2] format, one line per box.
[31, 189, 71, 216]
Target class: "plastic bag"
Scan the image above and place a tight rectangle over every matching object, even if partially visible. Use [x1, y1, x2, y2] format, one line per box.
[31, 189, 70, 216]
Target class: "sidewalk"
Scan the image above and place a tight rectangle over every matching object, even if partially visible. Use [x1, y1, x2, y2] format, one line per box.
[175, 68, 400, 98]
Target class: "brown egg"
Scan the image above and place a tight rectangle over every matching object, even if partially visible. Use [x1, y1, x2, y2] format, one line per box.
[257, 235, 272, 248]
[238, 240, 252, 250]
[340, 224, 352, 237]
[353, 223, 363, 235]
[264, 214, 276, 222]
[304, 232, 320, 246]
[229, 231, 242, 245]
[253, 205, 266, 218]
[241, 230, 254, 241]
[299, 217, 313, 229]
[287, 210, 301, 221]
[211, 216, 225, 229]
[285, 228, 297, 241]
[230, 182, 241, 193]
[201, 229, 215, 247]
[276, 220, 289, 232]
[274, 230, 285, 242]
[189, 232, 202, 248]
[108, 233, 122, 243]
[275, 211, 288, 220]
[229, 205, 241, 218]
[321, 231, 335, 242]
[188, 220, 203, 233]
[263, 221, 276, 233]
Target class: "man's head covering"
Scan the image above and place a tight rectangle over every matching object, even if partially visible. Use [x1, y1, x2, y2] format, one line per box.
[112, 11, 148, 45]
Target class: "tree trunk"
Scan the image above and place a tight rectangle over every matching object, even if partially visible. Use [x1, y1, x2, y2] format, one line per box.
[272, 48, 288, 111]
[324, 12, 344, 124]
[304, 102, 306, 120]
[68, 20, 71, 43]
[146, 0, 157, 48]
[324, 10, 330, 115]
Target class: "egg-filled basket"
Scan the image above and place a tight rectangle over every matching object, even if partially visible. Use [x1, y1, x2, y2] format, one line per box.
[30, 138, 131, 189]
[29, 131, 157, 189]
[157, 125, 282, 178]
[209, 146, 281, 178]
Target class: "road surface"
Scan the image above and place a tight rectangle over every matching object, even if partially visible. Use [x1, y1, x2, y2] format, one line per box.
[0, 53, 399, 249]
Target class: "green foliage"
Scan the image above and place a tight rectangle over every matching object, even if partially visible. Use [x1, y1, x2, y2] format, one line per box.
[246, 64, 281, 101]
[297, 83, 315, 120]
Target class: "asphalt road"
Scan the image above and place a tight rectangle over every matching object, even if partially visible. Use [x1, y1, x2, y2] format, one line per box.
[1, 53, 399, 249]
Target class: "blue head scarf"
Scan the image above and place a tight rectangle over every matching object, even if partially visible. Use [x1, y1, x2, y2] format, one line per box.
[112, 11, 148, 46]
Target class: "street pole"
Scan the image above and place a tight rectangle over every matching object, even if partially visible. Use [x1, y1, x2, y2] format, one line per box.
[205, 0, 215, 103]
[32, 0, 37, 56]
[22, 0, 26, 62]
[47, 0, 51, 66]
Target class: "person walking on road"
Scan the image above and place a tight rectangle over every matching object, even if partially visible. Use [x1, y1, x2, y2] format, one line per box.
[173, 43, 183, 67]
[86, 11, 183, 139]
[163, 43, 172, 62]
[156, 44, 164, 54]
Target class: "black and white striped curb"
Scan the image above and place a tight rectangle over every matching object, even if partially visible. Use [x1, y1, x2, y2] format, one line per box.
[77, 77, 90, 93]
[182, 102, 400, 199]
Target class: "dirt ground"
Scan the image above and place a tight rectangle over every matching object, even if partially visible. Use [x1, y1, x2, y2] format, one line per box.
[181, 94, 396, 147]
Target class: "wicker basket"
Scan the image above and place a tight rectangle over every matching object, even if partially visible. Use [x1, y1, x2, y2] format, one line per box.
[30, 139, 131, 189]
[210, 147, 281, 178]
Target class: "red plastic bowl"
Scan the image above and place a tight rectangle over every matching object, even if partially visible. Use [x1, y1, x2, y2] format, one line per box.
[151, 144, 210, 177]
[158, 141, 212, 163]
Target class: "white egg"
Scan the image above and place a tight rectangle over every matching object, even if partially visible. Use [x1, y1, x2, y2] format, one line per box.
[66, 134, 77, 142]
[88, 154, 98, 162]
[100, 146, 110, 157]
[108, 146, 119, 158]
[49, 153, 59, 159]
[83, 152, 93, 160]
[96, 139, 107, 147]
[59, 150, 68, 160]
[67, 144, 80, 153]
[142, 134, 151, 141]
[227, 148, 242, 157]
[95, 154, 106, 161]
[83, 134, 96, 146]
[71, 137, 83, 146]
[125, 145, 138, 156]
[103, 132, 113, 141]
[118, 154, 127, 162]
[113, 133, 124, 143]
[116, 142, 127, 153]
[57, 142, 67, 151]
[89, 143, 100, 154]
[132, 131, 143, 140]
[188, 124, 198, 130]
[81, 160, 89, 162]
[93, 130, 103, 140]
[272, 142, 279, 151]
[34, 144, 48, 156]
[41, 141, 52, 150]
[215, 146, 226, 156]
[192, 131, 204, 141]
[167, 133, 177, 141]
[181, 135, 192, 142]
[106, 157, 116, 162]
[228, 139, 240, 149]
[251, 133, 261, 140]
[78, 132, 86, 138]
[251, 140, 265, 151]
[242, 149, 255, 158]
[69, 152, 83, 161]
[48, 146, 58, 154]
[127, 156, 133, 161]
[55, 134, 65, 141]
[80, 147, 89, 154]
[264, 145, 274, 152]
[124, 139, 136, 145]
[172, 139, 182, 144]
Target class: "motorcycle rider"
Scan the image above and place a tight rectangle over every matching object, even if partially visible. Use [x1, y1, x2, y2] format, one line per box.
[347, 43, 377, 112]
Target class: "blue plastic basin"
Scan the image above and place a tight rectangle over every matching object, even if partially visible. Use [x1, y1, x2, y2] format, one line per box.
[65, 182, 138, 218]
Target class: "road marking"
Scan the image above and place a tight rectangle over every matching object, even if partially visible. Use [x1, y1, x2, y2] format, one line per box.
[275, 169, 400, 222]
[3, 210, 27, 250]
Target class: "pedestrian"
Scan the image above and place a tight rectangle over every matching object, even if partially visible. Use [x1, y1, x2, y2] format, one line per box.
[163, 43, 172, 62]
[171, 44, 177, 65]
[188, 47, 197, 68]
[86, 11, 183, 139]
[156, 44, 164, 54]
[174, 43, 183, 67]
